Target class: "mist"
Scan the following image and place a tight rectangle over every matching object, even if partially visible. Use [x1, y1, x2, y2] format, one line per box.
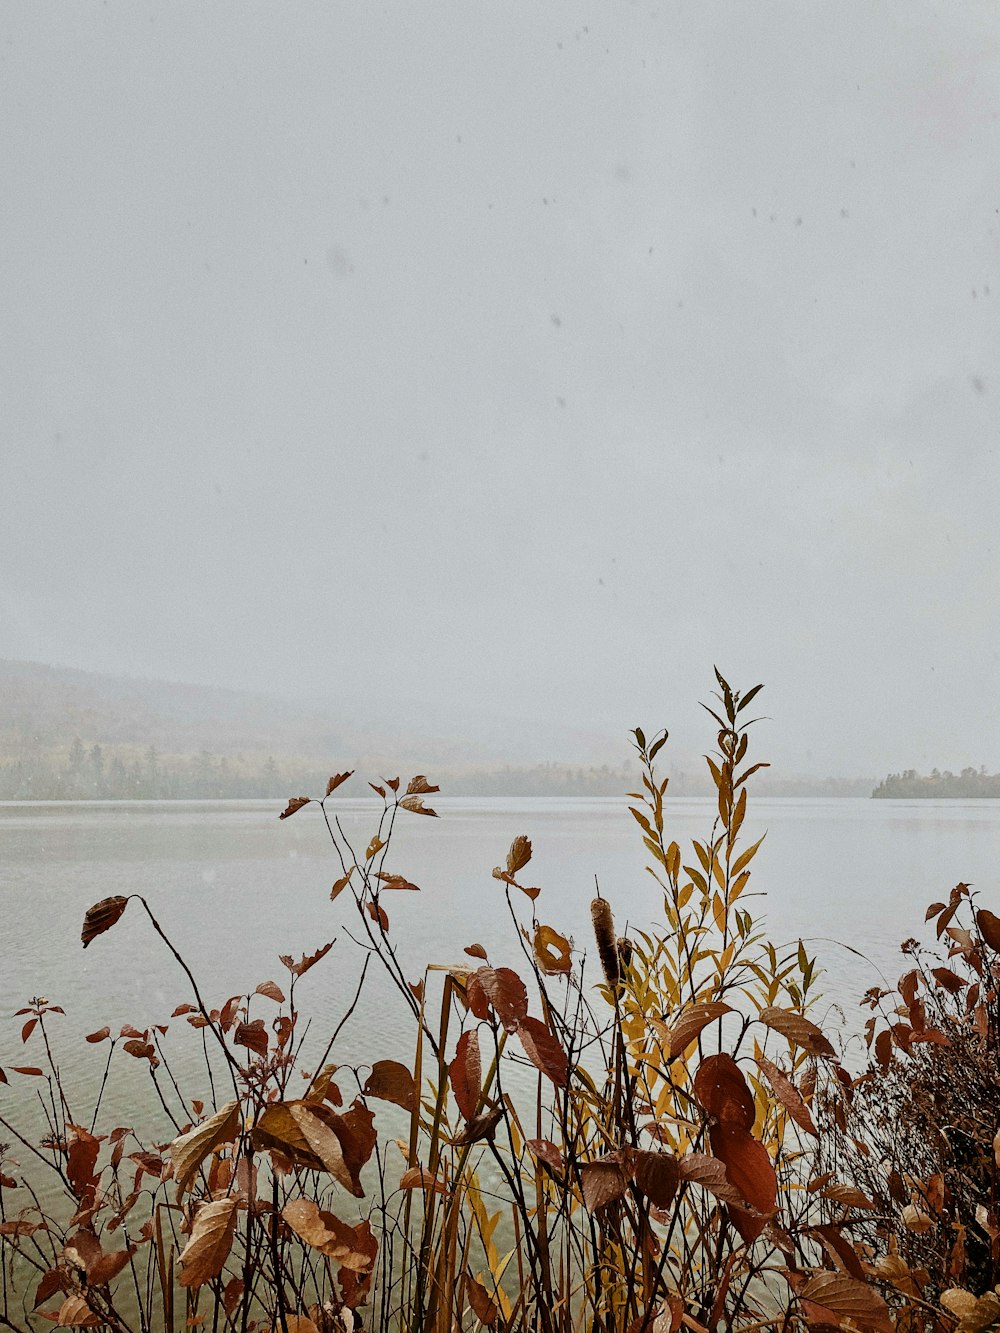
[2, 2, 998, 779]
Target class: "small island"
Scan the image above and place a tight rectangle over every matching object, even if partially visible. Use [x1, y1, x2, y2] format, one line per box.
[873, 767, 1000, 798]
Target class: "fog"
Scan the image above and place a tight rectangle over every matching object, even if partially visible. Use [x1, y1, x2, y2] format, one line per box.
[2, 3, 998, 778]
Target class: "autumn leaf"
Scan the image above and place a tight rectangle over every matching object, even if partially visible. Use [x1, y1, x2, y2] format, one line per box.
[758, 1006, 836, 1058]
[255, 980, 285, 1003]
[399, 1165, 446, 1193]
[449, 1030, 482, 1122]
[362, 1060, 416, 1113]
[627, 1149, 680, 1209]
[279, 941, 334, 978]
[279, 797, 311, 820]
[517, 1016, 568, 1086]
[56, 1294, 101, 1327]
[331, 869, 354, 901]
[399, 795, 438, 817]
[282, 1199, 376, 1271]
[976, 908, 1000, 951]
[756, 1056, 818, 1137]
[580, 1155, 628, 1211]
[474, 967, 528, 1032]
[693, 1053, 755, 1130]
[793, 1272, 892, 1332]
[506, 835, 532, 875]
[234, 1020, 268, 1057]
[526, 1138, 564, 1172]
[533, 924, 572, 976]
[178, 1196, 239, 1289]
[452, 1105, 504, 1147]
[660, 1001, 732, 1060]
[375, 872, 420, 891]
[406, 775, 440, 795]
[170, 1101, 241, 1197]
[85, 1027, 111, 1044]
[465, 1275, 499, 1327]
[325, 772, 354, 797]
[464, 943, 488, 961]
[81, 895, 129, 948]
[678, 1152, 752, 1209]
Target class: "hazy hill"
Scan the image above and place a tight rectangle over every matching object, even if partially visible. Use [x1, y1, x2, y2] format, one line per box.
[0, 660, 873, 800]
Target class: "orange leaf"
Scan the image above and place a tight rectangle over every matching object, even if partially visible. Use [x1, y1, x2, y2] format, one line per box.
[533, 925, 572, 976]
[325, 772, 353, 797]
[506, 835, 532, 875]
[976, 908, 1000, 951]
[255, 981, 285, 1003]
[406, 775, 440, 795]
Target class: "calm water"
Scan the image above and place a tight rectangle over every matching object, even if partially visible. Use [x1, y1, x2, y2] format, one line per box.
[2, 796, 999, 1126]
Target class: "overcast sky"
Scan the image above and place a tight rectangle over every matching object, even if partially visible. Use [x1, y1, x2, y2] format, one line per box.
[2, 2, 998, 775]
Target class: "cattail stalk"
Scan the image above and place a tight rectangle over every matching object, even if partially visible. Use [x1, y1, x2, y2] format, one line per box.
[591, 895, 620, 987]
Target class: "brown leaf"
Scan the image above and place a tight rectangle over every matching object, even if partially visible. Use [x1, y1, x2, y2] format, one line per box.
[331, 869, 354, 902]
[976, 908, 1000, 952]
[66, 1124, 100, 1197]
[406, 775, 440, 795]
[693, 1053, 755, 1130]
[56, 1294, 101, 1326]
[464, 943, 488, 960]
[756, 1057, 818, 1137]
[85, 1027, 111, 1044]
[282, 1199, 376, 1271]
[88, 1246, 136, 1287]
[81, 896, 129, 948]
[366, 901, 389, 932]
[662, 1002, 731, 1060]
[235, 1020, 268, 1057]
[325, 772, 354, 797]
[255, 980, 285, 1003]
[533, 924, 572, 976]
[279, 797, 311, 820]
[34, 1269, 67, 1309]
[795, 1272, 892, 1332]
[375, 872, 420, 891]
[627, 1150, 680, 1209]
[452, 1105, 504, 1147]
[581, 1155, 628, 1211]
[170, 1101, 241, 1197]
[13, 1066, 45, 1076]
[362, 1060, 416, 1113]
[709, 1122, 776, 1241]
[399, 795, 438, 817]
[759, 1006, 836, 1057]
[21, 1018, 37, 1043]
[526, 1138, 564, 1172]
[399, 1165, 445, 1193]
[449, 1030, 482, 1122]
[280, 941, 334, 978]
[821, 1182, 876, 1210]
[677, 1152, 751, 1209]
[475, 966, 528, 1032]
[517, 1015, 569, 1086]
[465, 1275, 499, 1327]
[178, 1197, 239, 1289]
[123, 1040, 156, 1061]
[506, 835, 532, 875]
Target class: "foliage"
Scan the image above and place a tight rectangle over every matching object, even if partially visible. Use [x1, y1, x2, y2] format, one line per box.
[820, 885, 1000, 1327]
[1, 672, 997, 1331]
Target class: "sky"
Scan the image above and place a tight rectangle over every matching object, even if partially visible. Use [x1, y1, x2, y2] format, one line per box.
[2, 2, 998, 777]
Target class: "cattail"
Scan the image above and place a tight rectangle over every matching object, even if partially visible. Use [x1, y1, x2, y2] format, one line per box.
[616, 936, 633, 975]
[591, 896, 620, 987]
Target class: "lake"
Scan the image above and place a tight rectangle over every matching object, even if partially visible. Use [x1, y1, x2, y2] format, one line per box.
[2, 795, 999, 1127]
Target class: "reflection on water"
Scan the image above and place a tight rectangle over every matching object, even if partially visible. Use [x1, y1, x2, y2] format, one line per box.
[2, 796, 999, 1129]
